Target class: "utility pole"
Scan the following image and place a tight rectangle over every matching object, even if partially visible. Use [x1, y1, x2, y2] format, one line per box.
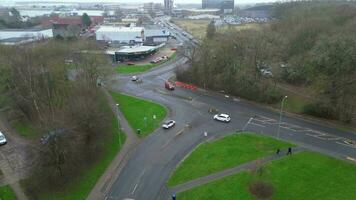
[116, 103, 122, 147]
[277, 96, 288, 139]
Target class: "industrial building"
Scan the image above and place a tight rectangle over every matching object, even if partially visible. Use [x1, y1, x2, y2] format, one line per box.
[95, 26, 170, 45]
[164, 0, 173, 15]
[96, 26, 145, 44]
[109, 43, 165, 61]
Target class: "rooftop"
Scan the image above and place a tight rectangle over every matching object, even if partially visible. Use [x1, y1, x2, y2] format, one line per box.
[96, 26, 144, 33]
[118, 45, 157, 53]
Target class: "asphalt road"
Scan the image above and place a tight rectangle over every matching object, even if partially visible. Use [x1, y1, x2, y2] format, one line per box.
[105, 20, 356, 200]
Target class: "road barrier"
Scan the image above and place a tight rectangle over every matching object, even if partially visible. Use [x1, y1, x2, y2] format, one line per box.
[175, 81, 197, 91]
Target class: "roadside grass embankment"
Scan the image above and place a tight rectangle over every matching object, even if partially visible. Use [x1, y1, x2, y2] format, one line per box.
[168, 133, 293, 187]
[178, 151, 356, 200]
[110, 92, 167, 137]
[115, 52, 177, 74]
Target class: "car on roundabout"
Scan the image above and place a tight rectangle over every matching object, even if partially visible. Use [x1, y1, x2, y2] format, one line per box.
[131, 76, 139, 81]
[213, 113, 231, 122]
[0, 131, 7, 145]
[162, 120, 176, 129]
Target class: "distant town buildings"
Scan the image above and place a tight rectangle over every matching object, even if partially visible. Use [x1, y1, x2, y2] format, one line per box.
[164, 0, 173, 15]
[144, 2, 163, 13]
[0, 28, 53, 45]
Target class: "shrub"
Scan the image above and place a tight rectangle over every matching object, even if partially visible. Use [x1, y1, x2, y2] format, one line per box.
[249, 181, 274, 199]
[303, 101, 335, 119]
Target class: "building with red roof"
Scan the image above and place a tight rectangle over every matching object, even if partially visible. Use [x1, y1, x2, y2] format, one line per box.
[42, 15, 104, 37]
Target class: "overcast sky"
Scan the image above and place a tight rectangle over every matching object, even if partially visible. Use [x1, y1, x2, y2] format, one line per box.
[1, 0, 280, 5]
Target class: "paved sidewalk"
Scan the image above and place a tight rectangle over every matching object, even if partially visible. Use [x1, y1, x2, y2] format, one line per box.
[86, 89, 140, 200]
[170, 147, 305, 193]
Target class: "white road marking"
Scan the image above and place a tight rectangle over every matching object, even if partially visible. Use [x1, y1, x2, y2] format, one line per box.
[249, 122, 266, 128]
[346, 156, 356, 162]
[280, 125, 298, 132]
[131, 169, 146, 195]
[131, 184, 138, 195]
[336, 142, 356, 149]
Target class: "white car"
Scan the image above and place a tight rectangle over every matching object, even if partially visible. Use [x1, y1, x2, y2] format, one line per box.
[213, 114, 231, 122]
[261, 69, 273, 77]
[131, 76, 139, 81]
[0, 131, 7, 145]
[162, 120, 176, 129]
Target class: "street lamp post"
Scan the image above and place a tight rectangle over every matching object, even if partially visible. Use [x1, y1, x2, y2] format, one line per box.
[116, 103, 122, 147]
[242, 117, 253, 131]
[277, 96, 288, 139]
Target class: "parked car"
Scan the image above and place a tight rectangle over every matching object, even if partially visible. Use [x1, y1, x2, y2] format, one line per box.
[127, 62, 135, 65]
[162, 120, 176, 129]
[165, 81, 175, 90]
[0, 131, 7, 145]
[260, 69, 273, 77]
[213, 114, 231, 122]
[131, 76, 139, 81]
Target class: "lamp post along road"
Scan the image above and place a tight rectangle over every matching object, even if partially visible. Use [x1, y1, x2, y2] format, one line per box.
[277, 96, 288, 139]
[116, 103, 122, 147]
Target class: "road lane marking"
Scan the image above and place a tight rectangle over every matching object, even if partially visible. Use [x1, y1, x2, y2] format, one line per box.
[131, 184, 138, 195]
[346, 156, 356, 162]
[336, 141, 356, 149]
[249, 122, 266, 128]
[131, 169, 146, 195]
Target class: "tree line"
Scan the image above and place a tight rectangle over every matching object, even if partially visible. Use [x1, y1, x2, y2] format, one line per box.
[177, 1, 356, 124]
[0, 39, 113, 197]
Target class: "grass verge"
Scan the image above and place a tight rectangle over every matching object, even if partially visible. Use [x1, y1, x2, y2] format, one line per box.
[11, 120, 39, 139]
[0, 185, 17, 200]
[168, 133, 293, 186]
[178, 151, 356, 200]
[115, 52, 176, 74]
[110, 92, 167, 137]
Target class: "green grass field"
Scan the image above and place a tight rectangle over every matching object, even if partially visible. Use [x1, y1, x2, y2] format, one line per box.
[110, 92, 167, 137]
[0, 185, 17, 200]
[172, 19, 210, 40]
[178, 151, 356, 200]
[115, 53, 176, 74]
[31, 94, 126, 200]
[11, 120, 39, 139]
[168, 133, 293, 186]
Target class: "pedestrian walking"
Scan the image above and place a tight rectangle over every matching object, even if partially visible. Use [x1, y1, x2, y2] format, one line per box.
[172, 194, 176, 200]
[276, 148, 280, 154]
[287, 147, 292, 155]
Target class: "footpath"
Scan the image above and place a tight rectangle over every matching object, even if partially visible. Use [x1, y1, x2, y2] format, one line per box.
[87, 89, 140, 200]
[170, 147, 305, 194]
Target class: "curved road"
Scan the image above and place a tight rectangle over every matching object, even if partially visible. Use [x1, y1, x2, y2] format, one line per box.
[105, 55, 356, 200]
[106, 18, 356, 200]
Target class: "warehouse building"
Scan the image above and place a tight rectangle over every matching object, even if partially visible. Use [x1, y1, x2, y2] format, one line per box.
[95, 26, 145, 44]
[95, 26, 170, 45]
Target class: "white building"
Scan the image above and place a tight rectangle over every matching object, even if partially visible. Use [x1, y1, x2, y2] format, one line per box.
[95, 26, 170, 45]
[95, 26, 144, 44]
